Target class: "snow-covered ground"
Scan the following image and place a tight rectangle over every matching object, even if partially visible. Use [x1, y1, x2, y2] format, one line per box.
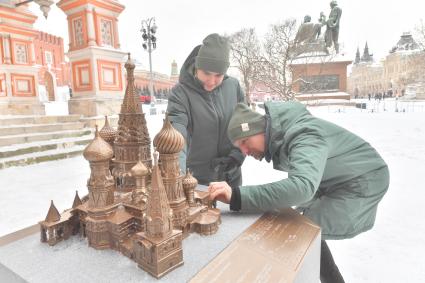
[1, 99, 424, 282]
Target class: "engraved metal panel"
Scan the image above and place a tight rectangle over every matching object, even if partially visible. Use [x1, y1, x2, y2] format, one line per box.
[300, 75, 339, 93]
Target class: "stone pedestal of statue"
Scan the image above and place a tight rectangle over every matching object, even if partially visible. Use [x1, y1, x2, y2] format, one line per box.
[290, 51, 352, 94]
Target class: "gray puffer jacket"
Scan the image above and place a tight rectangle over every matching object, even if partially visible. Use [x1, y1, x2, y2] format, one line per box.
[167, 46, 246, 187]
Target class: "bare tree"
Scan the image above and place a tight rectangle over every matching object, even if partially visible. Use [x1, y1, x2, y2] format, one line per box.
[253, 19, 299, 101]
[405, 19, 425, 83]
[415, 19, 425, 50]
[228, 28, 261, 105]
[230, 18, 338, 102]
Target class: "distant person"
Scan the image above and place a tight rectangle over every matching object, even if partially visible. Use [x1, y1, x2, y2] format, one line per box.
[68, 84, 73, 98]
[209, 102, 389, 283]
[167, 33, 246, 188]
[325, 0, 342, 53]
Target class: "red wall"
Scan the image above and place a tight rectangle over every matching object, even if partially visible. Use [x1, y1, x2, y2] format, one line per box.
[33, 31, 70, 87]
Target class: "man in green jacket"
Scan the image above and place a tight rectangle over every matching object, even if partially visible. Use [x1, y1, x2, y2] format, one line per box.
[209, 102, 389, 283]
[167, 33, 246, 188]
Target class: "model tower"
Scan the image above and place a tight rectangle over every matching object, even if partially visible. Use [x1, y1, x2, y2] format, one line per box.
[113, 54, 152, 191]
[39, 200, 62, 245]
[83, 125, 114, 208]
[153, 115, 189, 232]
[182, 170, 197, 207]
[130, 154, 149, 204]
[83, 125, 115, 248]
[134, 152, 183, 278]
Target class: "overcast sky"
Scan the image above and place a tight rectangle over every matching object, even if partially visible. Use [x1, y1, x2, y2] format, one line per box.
[30, 0, 424, 76]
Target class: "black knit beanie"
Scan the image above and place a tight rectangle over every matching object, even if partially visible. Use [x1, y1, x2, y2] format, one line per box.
[227, 103, 266, 143]
[195, 33, 230, 74]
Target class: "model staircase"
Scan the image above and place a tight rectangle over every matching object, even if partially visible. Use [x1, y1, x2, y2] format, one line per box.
[0, 115, 93, 170]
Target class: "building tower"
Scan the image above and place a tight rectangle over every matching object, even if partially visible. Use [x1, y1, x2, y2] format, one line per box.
[390, 32, 419, 52]
[361, 42, 373, 62]
[83, 125, 115, 249]
[57, 0, 127, 116]
[134, 152, 183, 278]
[0, 1, 45, 114]
[354, 47, 360, 64]
[153, 114, 188, 232]
[113, 54, 152, 191]
[170, 60, 179, 82]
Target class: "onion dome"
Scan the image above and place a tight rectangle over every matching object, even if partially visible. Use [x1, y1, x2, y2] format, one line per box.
[124, 52, 135, 71]
[153, 114, 185, 154]
[99, 116, 117, 144]
[182, 170, 198, 188]
[83, 125, 113, 162]
[131, 159, 149, 177]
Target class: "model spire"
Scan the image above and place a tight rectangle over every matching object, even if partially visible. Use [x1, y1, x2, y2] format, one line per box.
[145, 151, 173, 238]
[45, 200, 60, 222]
[113, 53, 152, 191]
[72, 191, 82, 208]
[120, 53, 140, 114]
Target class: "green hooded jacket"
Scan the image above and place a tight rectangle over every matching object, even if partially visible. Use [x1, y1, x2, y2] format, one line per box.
[167, 46, 245, 186]
[240, 101, 389, 239]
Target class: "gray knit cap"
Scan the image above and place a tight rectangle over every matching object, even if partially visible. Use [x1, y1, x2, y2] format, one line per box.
[227, 103, 266, 143]
[195, 33, 230, 74]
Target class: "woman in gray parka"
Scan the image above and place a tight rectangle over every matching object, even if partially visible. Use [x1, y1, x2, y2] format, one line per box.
[167, 33, 246, 188]
[209, 102, 390, 283]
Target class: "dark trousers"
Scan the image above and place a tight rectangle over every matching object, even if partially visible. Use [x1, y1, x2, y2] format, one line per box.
[321, 240, 345, 283]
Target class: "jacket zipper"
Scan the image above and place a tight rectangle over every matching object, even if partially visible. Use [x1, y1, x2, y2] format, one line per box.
[210, 91, 221, 156]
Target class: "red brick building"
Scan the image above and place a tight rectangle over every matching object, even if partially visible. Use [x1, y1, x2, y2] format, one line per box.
[34, 31, 70, 87]
[134, 69, 176, 92]
[33, 31, 70, 101]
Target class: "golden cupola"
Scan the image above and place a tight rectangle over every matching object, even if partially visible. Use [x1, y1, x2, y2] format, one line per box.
[153, 115, 185, 154]
[83, 125, 114, 162]
[99, 116, 117, 145]
[182, 170, 197, 206]
[131, 158, 149, 177]
[182, 169, 198, 189]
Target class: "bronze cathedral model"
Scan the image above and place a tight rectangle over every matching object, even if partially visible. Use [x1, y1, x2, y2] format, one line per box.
[39, 54, 221, 278]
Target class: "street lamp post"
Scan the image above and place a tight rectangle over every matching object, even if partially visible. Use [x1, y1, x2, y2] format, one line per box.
[140, 17, 157, 103]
